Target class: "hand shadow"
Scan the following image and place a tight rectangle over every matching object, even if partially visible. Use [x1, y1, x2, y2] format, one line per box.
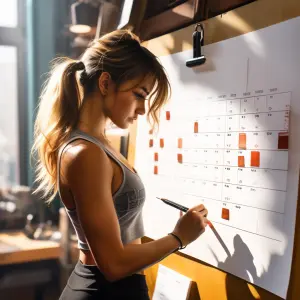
[211, 234, 259, 300]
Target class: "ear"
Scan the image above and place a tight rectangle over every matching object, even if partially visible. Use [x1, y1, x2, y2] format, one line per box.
[98, 72, 112, 95]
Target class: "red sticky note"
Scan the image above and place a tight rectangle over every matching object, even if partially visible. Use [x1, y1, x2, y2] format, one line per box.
[154, 166, 158, 175]
[222, 208, 230, 220]
[194, 122, 199, 133]
[178, 138, 183, 149]
[149, 139, 153, 147]
[238, 156, 245, 167]
[154, 153, 159, 162]
[278, 132, 289, 149]
[160, 138, 164, 148]
[177, 153, 183, 164]
[251, 151, 260, 167]
[166, 111, 171, 120]
[239, 133, 246, 150]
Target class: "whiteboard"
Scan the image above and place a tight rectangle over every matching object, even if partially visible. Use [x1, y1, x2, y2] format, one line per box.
[135, 17, 300, 298]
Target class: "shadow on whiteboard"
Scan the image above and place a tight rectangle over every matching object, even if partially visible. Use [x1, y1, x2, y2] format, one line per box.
[210, 234, 259, 299]
[191, 56, 216, 73]
[209, 233, 285, 299]
[216, 235, 258, 279]
[223, 252, 284, 299]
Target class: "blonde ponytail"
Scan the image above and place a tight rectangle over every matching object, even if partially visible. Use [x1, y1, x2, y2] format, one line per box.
[31, 58, 84, 203]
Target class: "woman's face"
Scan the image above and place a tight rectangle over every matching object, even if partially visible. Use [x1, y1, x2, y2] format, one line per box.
[101, 74, 154, 129]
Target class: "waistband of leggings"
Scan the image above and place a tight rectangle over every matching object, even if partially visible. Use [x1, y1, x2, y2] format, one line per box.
[74, 260, 146, 279]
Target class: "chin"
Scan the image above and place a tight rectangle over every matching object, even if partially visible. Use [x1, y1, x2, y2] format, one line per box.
[120, 124, 129, 129]
[108, 118, 126, 129]
[115, 122, 129, 130]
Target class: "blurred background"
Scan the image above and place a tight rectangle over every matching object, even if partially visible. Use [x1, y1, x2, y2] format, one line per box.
[0, 0, 254, 299]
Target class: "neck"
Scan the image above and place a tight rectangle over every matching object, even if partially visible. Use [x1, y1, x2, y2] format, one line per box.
[76, 92, 108, 140]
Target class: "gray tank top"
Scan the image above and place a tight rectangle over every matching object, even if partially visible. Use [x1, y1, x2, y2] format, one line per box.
[57, 129, 146, 250]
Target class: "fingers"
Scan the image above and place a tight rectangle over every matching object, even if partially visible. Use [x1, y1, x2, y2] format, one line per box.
[196, 209, 209, 228]
[200, 209, 208, 218]
[180, 211, 183, 217]
[190, 205, 208, 218]
[202, 217, 209, 227]
[190, 204, 205, 212]
[191, 209, 209, 227]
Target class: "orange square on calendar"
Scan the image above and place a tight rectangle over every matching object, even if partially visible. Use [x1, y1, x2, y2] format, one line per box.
[239, 133, 246, 149]
[222, 208, 230, 220]
[166, 111, 171, 120]
[177, 153, 183, 164]
[278, 132, 289, 149]
[194, 122, 199, 133]
[251, 151, 260, 167]
[154, 166, 158, 175]
[160, 138, 164, 148]
[149, 139, 154, 147]
[154, 153, 159, 161]
[178, 138, 183, 149]
[238, 156, 245, 167]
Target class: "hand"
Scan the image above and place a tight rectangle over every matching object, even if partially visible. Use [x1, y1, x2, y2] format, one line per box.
[172, 204, 208, 247]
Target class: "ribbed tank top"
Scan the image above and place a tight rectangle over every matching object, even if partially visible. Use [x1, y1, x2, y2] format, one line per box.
[57, 129, 146, 250]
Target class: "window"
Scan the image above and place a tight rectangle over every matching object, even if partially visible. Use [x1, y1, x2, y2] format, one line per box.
[0, 0, 18, 27]
[0, 46, 19, 186]
[0, 0, 27, 187]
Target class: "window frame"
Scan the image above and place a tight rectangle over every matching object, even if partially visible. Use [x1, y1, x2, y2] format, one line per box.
[0, 0, 27, 185]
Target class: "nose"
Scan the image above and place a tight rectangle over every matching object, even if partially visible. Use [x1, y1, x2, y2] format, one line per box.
[136, 101, 146, 116]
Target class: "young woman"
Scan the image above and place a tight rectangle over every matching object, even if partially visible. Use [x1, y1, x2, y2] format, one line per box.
[32, 30, 208, 299]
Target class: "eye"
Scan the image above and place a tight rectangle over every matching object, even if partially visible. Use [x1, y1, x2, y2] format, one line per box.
[133, 92, 146, 100]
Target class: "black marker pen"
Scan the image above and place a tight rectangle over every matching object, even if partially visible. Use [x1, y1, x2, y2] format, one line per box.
[156, 197, 189, 212]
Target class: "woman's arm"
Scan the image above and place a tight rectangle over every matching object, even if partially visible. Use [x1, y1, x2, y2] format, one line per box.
[63, 142, 206, 281]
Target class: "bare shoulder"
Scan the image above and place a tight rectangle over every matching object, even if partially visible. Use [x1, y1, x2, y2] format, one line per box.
[60, 139, 113, 186]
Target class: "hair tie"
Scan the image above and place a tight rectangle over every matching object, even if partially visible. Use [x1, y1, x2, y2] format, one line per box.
[73, 61, 85, 72]
[80, 70, 88, 86]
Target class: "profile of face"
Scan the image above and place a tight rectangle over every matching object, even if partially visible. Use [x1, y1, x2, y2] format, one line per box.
[98, 72, 155, 129]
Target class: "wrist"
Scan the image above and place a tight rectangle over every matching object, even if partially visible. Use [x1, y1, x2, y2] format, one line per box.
[168, 232, 186, 250]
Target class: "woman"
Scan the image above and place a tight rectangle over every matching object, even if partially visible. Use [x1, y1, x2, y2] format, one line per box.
[32, 30, 208, 299]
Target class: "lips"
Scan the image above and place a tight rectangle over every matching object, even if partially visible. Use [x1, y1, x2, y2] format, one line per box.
[129, 117, 137, 122]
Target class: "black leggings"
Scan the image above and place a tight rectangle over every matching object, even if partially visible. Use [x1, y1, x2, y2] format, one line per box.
[59, 261, 150, 300]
